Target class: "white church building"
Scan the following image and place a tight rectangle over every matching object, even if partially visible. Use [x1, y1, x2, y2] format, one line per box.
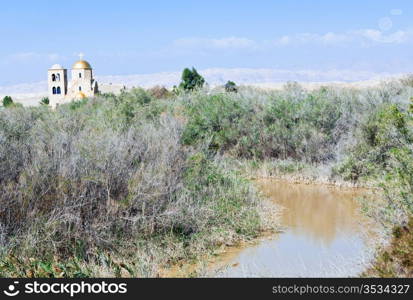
[48, 56, 99, 107]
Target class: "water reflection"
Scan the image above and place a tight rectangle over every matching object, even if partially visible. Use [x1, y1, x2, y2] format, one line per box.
[217, 180, 373, 277]
[259, 180, 363, 246]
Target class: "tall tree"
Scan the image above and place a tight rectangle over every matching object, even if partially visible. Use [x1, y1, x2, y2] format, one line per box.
[179, 67, 205, 91]
[2, 96, 13, 107]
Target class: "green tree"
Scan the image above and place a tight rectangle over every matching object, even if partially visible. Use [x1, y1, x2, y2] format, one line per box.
[225, 81, 238, 93]
[179, 67, 205, 91]
[40, 97, 50, 105]
[2, 96, 13, 107]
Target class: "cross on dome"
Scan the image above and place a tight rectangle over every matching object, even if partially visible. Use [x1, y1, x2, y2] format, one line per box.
[47, 54, 98, 106]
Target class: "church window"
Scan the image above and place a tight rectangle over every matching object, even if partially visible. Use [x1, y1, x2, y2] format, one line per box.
[79, 73, 82, 78]
[57, 87, 61, 94]
[52, 87, 56, 94]
[79, 86, 82, 91]
[56, 74, 60, 81]
[52, 74, 56, 81]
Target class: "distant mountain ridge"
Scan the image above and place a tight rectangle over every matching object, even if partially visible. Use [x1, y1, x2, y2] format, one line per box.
[0, 68, 406, 105]
[98, 68, 404, 88]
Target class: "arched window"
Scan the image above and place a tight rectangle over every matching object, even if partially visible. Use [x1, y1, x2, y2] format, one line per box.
[56, 74, 60, 81]
[51, 74, 56, 81]
[52, 87, 56, 94]
[79, 86, 82, 91]
[79, 73, 82, 78]
[57, 87, 61, 94]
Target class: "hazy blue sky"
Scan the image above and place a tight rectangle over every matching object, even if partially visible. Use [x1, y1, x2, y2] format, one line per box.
[1, 0, 412, 85]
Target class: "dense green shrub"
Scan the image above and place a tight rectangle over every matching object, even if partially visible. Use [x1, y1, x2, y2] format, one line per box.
[336, 103, 412, 181]
[181, 87, 359, 161]
[2, 96, 13, 107]
[225, 81, 238, 93]
[179, 67, 205, 91]
[98, 87, 164, 129]
[379, 100, 413, 217]
[40, 97, 49, 105]
[182, 93, 250, 152]
[0, 91, 265, 277]
[1, 77, 412, 277]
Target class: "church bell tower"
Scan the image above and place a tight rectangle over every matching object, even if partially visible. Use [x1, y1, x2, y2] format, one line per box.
[47, 54, 99, 107]
[48, 64, 68, 107]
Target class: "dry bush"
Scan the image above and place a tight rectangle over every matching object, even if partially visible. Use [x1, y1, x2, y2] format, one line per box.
[147, 86, 172, 99]
[400, 74, 413, 88]
[0, 108, 187, 255]
[0, 97, 266, 276]
[2, 78, 411, 277]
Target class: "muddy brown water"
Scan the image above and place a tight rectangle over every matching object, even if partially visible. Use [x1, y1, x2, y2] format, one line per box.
[214, 180, 376, 277]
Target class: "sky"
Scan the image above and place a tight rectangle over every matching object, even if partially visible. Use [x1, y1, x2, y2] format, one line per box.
[0, 0, 412, 85]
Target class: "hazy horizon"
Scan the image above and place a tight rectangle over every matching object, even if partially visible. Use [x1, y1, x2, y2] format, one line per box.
[0, 67, 407, 99]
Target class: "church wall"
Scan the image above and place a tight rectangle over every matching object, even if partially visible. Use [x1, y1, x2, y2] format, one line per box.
[48, 61, 98, 107]
[48, 68, 67, 107]
[70, 69, 94, 96]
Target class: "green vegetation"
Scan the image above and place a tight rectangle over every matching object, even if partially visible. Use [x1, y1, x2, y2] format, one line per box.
[225, 81, 238, 93]
[2, 96, 13, 107]
[0, 75, 412, 277]
[179, 67, 205, 91]
[0, 88, 271, 277]
[40, 97, 50, 105]
[363, 217, 413, 277]
[333, 95, 413, 278]
[181, 86, 358, 162]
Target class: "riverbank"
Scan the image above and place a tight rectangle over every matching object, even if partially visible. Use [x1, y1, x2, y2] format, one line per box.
[161, 178, 381, 277]
[1, 78, 411, 277]
[362, 217, 413, 277]
[0, 99, 280, 278]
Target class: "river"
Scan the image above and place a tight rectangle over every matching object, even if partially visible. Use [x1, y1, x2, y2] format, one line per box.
[215, 180, 375, 277]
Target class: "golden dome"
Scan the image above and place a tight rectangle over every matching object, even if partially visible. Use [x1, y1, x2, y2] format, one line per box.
[72, 60, 92, 69]
[75, 91, 87, 99]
